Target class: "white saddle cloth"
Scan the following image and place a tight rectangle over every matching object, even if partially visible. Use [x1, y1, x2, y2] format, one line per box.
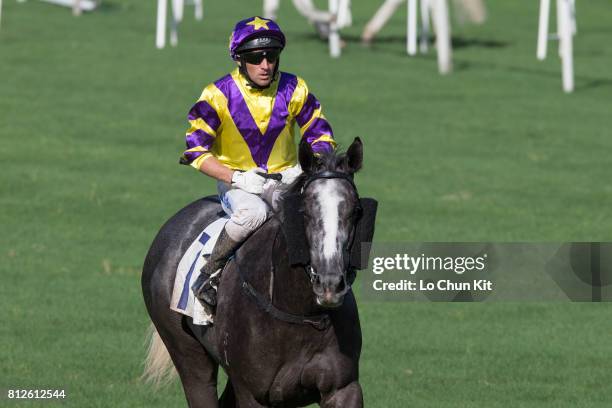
[170, 215, 229, 325]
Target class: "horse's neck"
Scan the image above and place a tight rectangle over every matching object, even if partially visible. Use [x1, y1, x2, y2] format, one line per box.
[270, 219, 320, 316]
[239, 217, 320, 316]
[271, 260, 319, 317]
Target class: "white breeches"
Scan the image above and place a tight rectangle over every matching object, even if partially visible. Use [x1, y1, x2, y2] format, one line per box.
[263, 0, 332, 23]
[217, 180, 286, 242]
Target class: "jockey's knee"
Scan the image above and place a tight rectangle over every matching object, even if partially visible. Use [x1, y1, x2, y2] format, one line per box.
[225, 201, 269, 241]
[242, 202, 268, 229]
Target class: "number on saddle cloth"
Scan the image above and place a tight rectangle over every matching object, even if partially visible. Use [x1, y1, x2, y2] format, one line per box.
[280, 194, 378, 270]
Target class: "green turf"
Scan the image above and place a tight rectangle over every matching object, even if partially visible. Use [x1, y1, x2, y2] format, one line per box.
[1, 0, 612, 406]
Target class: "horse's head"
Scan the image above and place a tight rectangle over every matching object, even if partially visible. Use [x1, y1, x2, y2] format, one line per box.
[293, 137, 363, 308]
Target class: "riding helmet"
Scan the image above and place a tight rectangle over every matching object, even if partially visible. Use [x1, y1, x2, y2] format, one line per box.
[229, 16, 286, 61]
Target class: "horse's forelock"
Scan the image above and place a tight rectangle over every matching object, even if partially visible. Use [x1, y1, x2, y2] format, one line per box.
[317, 150, 348, 173]
[284, 149, 349, 197]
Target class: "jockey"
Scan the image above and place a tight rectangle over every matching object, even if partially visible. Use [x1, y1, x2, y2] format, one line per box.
[180, 16, 336, 308]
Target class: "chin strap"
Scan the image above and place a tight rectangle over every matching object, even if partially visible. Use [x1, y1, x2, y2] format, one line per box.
[238, 57, 281, 90]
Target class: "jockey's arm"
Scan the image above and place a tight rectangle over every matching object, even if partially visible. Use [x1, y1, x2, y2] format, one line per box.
[292, 77, 336, 154]
[198, 157, 266, 195]
[197, 156, 234, 184]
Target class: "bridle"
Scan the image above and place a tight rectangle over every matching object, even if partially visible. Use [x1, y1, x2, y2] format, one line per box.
[234, 169, 363, 331]
[300, 170, 358, 195]
[299, 170, 363, 287]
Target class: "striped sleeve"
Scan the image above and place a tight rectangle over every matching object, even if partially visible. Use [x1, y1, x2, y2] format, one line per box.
[291, 77, 336, 154]
[179, 85, 222, 169]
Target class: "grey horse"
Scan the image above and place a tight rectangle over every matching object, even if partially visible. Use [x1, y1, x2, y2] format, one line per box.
[142, 138, 372, 407]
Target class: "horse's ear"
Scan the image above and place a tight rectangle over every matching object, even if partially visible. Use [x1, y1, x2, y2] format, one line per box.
[346, 137, 363, 173]
[299, 139, 316, 173]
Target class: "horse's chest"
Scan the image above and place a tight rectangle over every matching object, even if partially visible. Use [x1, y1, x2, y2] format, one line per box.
[268, 363, 317, 406]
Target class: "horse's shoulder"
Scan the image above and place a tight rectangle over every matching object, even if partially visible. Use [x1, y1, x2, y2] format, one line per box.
[264, 214, 283, 230]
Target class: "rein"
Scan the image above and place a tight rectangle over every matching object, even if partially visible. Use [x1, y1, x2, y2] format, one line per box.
[234, 257, 331, 331]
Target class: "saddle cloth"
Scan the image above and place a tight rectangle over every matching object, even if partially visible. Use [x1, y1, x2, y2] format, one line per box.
[170, 215, 229, 325]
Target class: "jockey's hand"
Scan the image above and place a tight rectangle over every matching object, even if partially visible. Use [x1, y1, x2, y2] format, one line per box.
[231, 168, 266, 194]
[280, 164, 302, 185]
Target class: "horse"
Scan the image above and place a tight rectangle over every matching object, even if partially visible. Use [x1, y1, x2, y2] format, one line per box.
[141, 137, 376, 407]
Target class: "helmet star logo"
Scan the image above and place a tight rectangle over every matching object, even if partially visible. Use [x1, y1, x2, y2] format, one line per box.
[247, 17, 270, 31]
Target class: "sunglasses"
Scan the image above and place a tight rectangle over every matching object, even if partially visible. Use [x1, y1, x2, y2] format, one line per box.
[241, 49, 280, 65]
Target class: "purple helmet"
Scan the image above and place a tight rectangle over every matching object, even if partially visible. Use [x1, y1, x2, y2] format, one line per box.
[229, 17, 286, 61]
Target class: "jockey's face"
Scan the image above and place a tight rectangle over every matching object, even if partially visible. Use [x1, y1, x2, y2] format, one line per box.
[240, 49, 279, 87]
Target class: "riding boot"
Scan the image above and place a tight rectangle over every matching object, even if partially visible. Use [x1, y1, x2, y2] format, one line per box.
[191, 229, 240, 307]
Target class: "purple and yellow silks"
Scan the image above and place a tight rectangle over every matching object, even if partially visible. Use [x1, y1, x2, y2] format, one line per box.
[181, 68, 336, 173]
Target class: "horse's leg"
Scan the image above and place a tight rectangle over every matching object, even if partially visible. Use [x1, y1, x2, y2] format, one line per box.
[218, 379, 237, 407]
[320, 382, 363, 408]
[155, 316, 219, 408]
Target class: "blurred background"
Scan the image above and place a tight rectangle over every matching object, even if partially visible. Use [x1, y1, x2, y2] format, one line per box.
[1, 0, 611, 406]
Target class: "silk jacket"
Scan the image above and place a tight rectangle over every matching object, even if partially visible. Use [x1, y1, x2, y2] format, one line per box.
[180, 68, 336, 172]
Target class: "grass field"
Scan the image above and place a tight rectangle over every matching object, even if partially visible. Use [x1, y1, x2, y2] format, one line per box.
[1, 0, 612, 406]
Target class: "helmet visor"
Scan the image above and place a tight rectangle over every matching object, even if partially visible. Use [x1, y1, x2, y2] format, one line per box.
[235, 36, 284, 55]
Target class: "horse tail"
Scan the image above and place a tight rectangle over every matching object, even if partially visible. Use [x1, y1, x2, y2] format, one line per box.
[142, 324, 177, 387]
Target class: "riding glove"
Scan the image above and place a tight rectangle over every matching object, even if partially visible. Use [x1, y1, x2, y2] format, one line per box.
[231, 168, 266, 194]
[280, 164, 302, 185]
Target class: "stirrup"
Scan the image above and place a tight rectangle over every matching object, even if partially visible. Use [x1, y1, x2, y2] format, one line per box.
[192, 269, 222, 307]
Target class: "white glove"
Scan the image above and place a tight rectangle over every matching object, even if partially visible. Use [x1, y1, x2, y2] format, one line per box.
[280, 164, 302, 185]
[231, 168, 266, 194]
